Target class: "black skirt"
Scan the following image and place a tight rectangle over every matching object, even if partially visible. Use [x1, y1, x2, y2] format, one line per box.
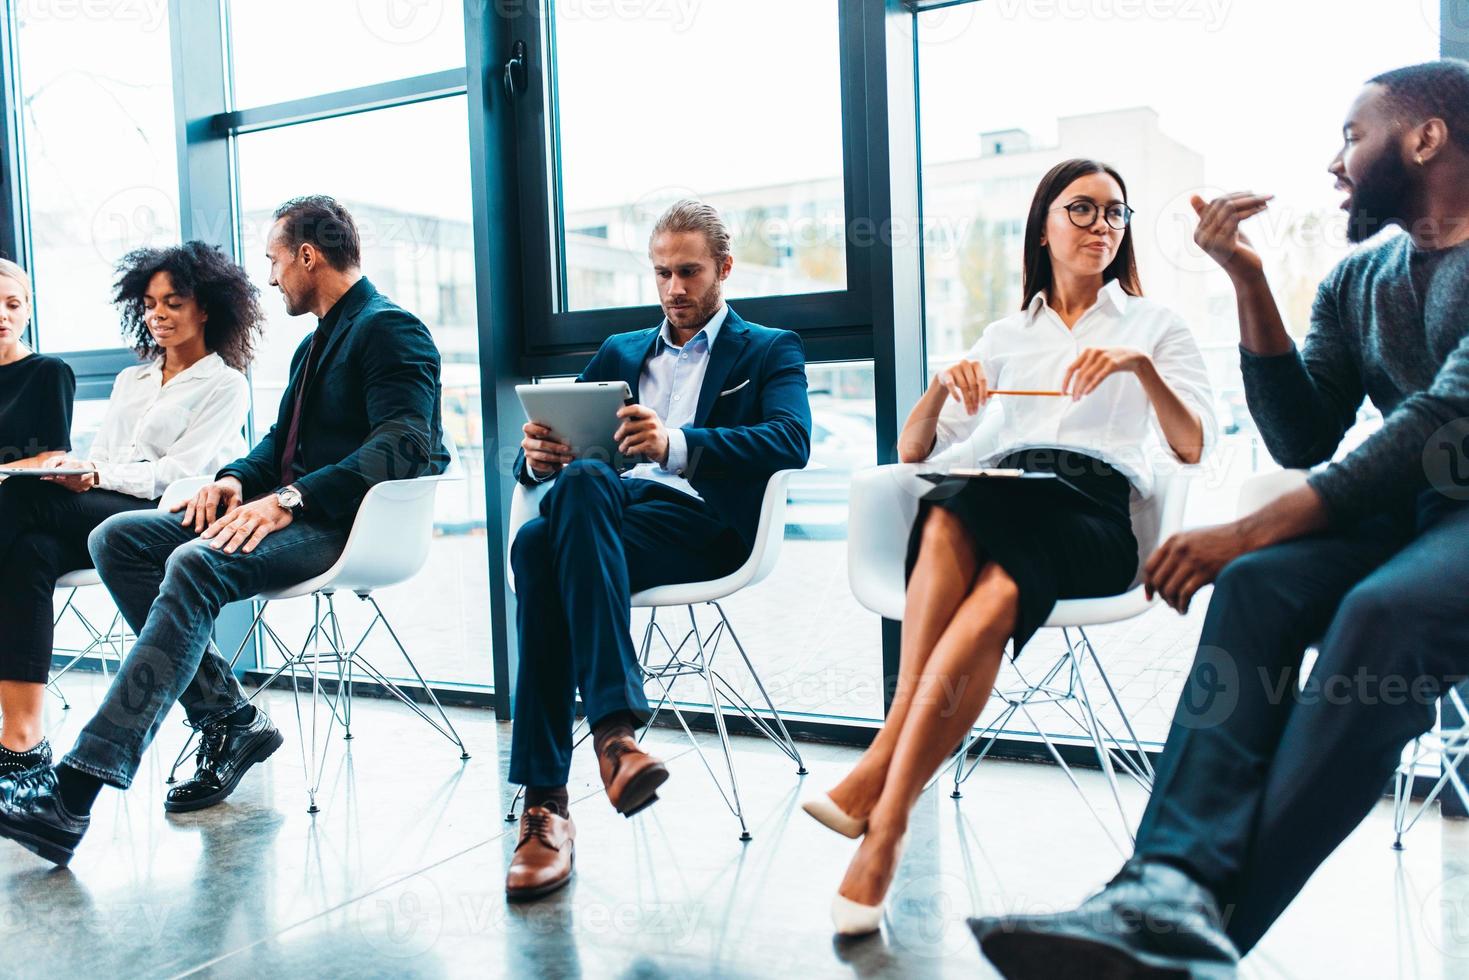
[905, 449, 1139, 655]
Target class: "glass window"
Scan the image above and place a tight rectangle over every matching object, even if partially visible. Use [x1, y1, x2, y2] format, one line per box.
[234, 97, 487, 687]
[552, 0, 848, 311]
[712, 361, 884, 723]
[227, 0, 466, 108]
[916, 2, 1437, 745]
[15, 4, 180, 352]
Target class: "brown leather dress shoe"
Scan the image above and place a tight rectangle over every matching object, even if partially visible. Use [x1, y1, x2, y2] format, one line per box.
[598, 735, 669, 817]
[505, 806, 575, 901]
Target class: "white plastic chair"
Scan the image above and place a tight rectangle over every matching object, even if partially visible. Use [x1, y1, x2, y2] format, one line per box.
[504, 467, 808, 840]
[1233, 468, 1469, 850]
[847, 462, 1194, 847]
[166, 445, 471, 814]
[47, 477, 212, 708]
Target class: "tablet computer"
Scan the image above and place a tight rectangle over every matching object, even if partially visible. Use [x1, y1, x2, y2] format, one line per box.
[516, 381, 634, 471]
[0, 466, 94, 477]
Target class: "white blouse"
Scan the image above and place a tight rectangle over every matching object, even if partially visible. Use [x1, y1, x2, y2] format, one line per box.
[930, 280, 1217, 496]
[87, 353, 250, 500]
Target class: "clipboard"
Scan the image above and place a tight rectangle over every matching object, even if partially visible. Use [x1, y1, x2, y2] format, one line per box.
[0, 466, 94, 477]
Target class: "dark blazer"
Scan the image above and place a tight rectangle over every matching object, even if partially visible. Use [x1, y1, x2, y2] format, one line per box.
[515, 306, 812, 550]
[220, 277, 448, 524]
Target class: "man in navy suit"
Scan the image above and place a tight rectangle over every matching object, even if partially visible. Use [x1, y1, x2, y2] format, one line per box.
[505, 200, 812, 899]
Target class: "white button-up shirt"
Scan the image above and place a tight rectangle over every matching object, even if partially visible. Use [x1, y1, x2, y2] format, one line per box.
[621, 303, 729, 500]
[87, 352, 250, 500]
[930, 280, 1216, 496]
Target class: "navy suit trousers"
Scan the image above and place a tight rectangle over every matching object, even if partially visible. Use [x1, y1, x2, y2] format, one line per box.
[508, 459, 745, 787]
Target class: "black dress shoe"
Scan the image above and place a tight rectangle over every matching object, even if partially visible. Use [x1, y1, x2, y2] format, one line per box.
[165, 708, 283, 813]
[970, 860, 1240, 979]
[0, 767, 89, 867]
[0, 738, 52, 780]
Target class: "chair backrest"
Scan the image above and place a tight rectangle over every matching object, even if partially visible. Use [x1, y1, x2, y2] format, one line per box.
[158, 477, 213, 512]
[505, 469, 801, 597]
[303, 438, 462, 594]
[1125, 467, 1192, 590]
[847, 463, 1196, 621]
[1236, 468, 1309, 519]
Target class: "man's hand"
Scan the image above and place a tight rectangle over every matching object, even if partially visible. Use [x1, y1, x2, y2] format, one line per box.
[615, 404, 670, 465]
[936, 358, 990, 415]
[1190, 192, 1271, 280]
[200, 494, 293, 554]
[1062, 347, 1148, 400]
[174, 477, 244, 533]
[40, 457, 97, 494]
[1144, 524, 1250, 613]
[522, 421, 573, 478]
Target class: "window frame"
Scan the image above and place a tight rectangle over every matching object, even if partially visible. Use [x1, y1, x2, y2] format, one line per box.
[1, 0, 1451, 772]
[510, 0, 887, 376]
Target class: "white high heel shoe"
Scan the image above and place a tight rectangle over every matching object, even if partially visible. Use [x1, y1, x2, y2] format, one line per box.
[830, 893, 884, 936]
[801, 792, 867, 839]
[829, 834, 908, 937]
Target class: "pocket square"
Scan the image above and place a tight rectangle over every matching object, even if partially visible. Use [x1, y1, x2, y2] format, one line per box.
[719, 380, 750, 397]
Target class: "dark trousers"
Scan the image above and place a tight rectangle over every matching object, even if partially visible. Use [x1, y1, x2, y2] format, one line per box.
[0, 478, 154, 683]
[1134, 491, 1469, 954]
[508, 460, 745, 788]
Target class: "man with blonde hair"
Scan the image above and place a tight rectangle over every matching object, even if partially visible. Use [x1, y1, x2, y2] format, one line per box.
[505, 199, 812, 900]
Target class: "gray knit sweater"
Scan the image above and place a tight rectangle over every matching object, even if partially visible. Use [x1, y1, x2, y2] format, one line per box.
[1240, 232, 1469, 524]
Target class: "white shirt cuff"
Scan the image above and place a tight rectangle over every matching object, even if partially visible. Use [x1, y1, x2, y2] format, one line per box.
[665, 428, 689, 475]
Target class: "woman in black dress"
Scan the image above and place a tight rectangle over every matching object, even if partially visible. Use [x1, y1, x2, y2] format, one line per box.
[0, 243, 262, 779]
[804, 159, 1219, 934]
[0, 259, 75, 469]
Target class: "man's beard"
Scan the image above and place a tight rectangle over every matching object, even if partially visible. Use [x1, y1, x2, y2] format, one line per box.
[1345, 149, 1412, 243]
[670, 287, 723, 331]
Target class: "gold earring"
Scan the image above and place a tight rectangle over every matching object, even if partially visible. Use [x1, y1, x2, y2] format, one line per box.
[1416, 154, 1424, 165]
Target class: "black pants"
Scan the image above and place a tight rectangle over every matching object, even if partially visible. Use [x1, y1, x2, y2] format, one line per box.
[0, 478, 154, 683]
[507, 461, 746, 788]
[1133, 491, 1469, 954]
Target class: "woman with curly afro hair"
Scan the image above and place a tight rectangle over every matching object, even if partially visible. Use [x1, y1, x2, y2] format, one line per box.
[0, 241, 263, 775]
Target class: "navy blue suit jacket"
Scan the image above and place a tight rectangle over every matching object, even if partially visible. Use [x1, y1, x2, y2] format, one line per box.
[516, 307, 812, 550]
[220, 277, 448, 524]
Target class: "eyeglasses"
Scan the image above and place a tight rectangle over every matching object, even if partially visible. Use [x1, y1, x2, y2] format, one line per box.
[1052, 200, 1135, 231]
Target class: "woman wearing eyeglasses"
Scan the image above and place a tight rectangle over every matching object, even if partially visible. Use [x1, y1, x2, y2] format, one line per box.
[805, 158, 1217, 934]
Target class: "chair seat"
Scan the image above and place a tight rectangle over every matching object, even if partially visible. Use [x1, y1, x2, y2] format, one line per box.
[631, 566, 760, 607]
[56, 569, 102, 589]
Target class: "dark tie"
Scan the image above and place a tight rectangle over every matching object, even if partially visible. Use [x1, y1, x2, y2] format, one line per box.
[277, 328, 325, 483]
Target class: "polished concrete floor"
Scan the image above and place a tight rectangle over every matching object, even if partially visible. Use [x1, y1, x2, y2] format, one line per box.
[7, 670, 1469, 980]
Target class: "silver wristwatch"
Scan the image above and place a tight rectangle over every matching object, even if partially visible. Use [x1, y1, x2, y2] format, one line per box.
[275, 485, 305, 512]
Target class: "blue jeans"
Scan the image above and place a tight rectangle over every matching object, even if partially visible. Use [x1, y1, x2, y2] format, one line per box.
[65, 510, 349, 789]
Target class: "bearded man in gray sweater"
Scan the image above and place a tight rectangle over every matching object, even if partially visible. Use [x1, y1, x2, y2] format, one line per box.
[974, 58, 1469, 979]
